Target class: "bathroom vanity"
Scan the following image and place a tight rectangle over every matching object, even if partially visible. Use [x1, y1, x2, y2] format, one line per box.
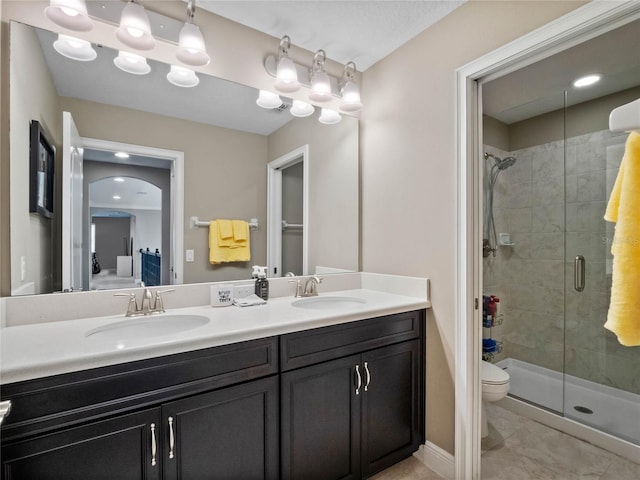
[0, 283, 427, 480]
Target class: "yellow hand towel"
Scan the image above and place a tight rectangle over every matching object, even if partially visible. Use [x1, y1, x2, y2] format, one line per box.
[217, 219, 233, 240]
[604, 131, 640, 346]
[232, 220, 248, 242]
[209, 220, 251, 264]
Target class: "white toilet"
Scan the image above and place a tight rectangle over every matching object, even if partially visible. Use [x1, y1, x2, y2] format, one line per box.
[481, 360, 510, 437]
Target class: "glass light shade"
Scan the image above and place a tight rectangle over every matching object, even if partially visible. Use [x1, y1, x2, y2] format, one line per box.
[318, 108, 342, 125]
[256, 90, 283, 109]
[167, 65, 199, 88]
[53, 34, 97, 61]
[339, 80, 362, 113]
[45, 0, 93, 32]
[290, 100, 315, 118]
[309, 70, 332, 102]
[275, 57, 300, 93]
[116, 1, 155, 51]
[114, 51, 151, 75]
[177, 23, 210, 67]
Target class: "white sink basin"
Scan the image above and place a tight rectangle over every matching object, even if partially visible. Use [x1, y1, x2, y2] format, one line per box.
[291, 296, 366, 310]
[86, 314, 210, 342]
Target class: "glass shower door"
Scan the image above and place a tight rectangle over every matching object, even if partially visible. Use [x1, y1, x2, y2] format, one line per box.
[563, 91, 640, 445]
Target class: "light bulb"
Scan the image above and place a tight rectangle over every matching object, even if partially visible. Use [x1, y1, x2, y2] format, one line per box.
[256, 90, 283, 109]
[339, 80, 362, 113]
[53, 34, 97, 61]
[290, 100, 315, 118]
[114, 51, 151, 75]
[177, 22, 210, 67]
[116, 1, 155, 51]
[275, 57, 300, 93]
[167, 65, 199, 88]
[309, 70, 332, 102]
[319, 108, 342, 125]
[45, 0, 93, 32]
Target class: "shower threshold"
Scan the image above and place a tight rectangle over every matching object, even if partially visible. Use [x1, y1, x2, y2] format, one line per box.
[496, 358, 640, 447]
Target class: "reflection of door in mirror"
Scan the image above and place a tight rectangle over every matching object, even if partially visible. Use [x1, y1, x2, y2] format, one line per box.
[282, 162, 304, 276]
[267, 146, 309, 278]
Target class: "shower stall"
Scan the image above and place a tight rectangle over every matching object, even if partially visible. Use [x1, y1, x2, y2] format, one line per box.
[482, 84, 640, 450]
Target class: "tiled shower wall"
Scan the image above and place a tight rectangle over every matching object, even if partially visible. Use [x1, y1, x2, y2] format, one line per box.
[483, 129, 639, 395]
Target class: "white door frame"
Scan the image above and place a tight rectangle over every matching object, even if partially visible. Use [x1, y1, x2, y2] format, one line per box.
[267, 145, 309, 277]
[81, 137, 184, 285]
[455, 2, 640, 478]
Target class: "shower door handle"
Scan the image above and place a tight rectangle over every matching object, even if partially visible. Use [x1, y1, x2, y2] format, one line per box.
[574, 255, 585, 292]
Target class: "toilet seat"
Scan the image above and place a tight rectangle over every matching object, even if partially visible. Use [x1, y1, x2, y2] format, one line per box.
[481, 361, 509, 385]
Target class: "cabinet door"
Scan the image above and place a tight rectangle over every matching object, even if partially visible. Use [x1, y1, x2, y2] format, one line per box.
[162, 375, 279, 480]
[361, 340, 422, 477]
[281, 354, 361, 480]
[1, 408, 161, 480]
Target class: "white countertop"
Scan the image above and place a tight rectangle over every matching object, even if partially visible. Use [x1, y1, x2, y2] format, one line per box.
[1, 289, 428, 385]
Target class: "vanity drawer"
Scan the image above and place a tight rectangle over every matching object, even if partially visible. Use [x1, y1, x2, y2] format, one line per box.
[1, 336, 278, 442]
[280, 310, 423, 371]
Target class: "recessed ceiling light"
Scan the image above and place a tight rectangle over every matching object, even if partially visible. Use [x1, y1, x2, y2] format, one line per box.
[113, 177, 125, 182]
[115, 152, 130, 158]
[573, 74, 601, 88]
[112, 195, 121, 200]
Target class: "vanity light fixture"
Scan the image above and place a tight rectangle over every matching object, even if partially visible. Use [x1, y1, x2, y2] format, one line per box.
[53, 34, 97, 61]
[274, 35, 300, 93]
[114, 50, 151, 75]
[573, 74, 601, 88]
[318, 108, 342, 125]
[116, 0, 155, 51]
[290, 100, 315, 118]
[309, 50, 332, 102]
[45, 0, 94, 32]
[339, 62, 362, 113]
[167, 65, 199, 88]
[256, 90, 283, 109]
[176, 0, 210, 67]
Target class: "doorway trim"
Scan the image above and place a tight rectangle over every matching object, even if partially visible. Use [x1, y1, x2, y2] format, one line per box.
[455, 1, 640, 478]
[82, 137, 184, 285]
[267, 145, 309, 277]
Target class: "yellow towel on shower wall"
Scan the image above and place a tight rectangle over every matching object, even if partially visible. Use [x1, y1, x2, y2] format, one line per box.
[604, 131, 640, 346]
[209, 220, 251, 264]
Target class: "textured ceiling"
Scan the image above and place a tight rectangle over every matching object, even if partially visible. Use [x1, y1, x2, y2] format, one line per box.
[198, 1, 466, 71]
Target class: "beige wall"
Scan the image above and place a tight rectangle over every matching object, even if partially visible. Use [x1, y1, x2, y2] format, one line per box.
[360, 0, 586, 454]
[483, 115, 510, 152]
[268, 114, 359, 274]
[0, 0, 9, 296]
[9, 21, 60, 295]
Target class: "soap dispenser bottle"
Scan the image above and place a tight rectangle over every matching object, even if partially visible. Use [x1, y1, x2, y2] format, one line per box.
[254, 266, 269, 300]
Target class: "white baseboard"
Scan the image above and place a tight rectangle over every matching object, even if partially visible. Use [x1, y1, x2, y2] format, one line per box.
[414, 442, 455, 480]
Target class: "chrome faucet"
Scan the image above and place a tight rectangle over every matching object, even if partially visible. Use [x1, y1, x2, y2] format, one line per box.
[302, 276, 322, 297]
[115, 284, 175, 317]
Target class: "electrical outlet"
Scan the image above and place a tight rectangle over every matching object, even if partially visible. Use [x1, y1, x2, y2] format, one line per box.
[185, 249, 194, 262]
[234, 284, 254, 299]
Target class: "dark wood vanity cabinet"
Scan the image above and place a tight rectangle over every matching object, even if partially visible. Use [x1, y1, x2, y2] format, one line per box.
[1, 336, 279, 480]
[280, 310, 424, 480]
[1, 310, 424, 480]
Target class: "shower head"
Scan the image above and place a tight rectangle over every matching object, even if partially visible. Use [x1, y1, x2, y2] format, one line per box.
[497, 156, 516, 170]
[484, 152, 517, 171]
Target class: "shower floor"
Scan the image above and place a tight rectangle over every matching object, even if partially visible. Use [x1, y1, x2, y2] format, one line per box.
[496, 358, 640, 446]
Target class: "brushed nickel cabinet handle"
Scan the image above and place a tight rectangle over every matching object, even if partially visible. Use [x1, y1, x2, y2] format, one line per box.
[355, 364, 362, 395]
[150, 423, 157, 466]
[364, 362, 371, 392]
[168, 416, 175, 459]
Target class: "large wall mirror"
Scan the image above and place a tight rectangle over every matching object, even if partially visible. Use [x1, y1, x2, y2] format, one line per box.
[8, 18, 359, 297]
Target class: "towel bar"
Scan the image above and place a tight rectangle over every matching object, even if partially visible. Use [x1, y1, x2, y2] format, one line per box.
[282, 220, 303, 230]
[190, 216, 259, 229]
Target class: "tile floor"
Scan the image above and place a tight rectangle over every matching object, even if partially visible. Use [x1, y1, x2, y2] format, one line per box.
[372, 402, 640, 480]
